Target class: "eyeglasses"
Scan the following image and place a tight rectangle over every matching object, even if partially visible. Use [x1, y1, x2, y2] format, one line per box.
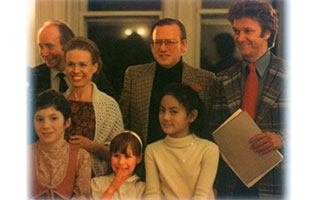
[152, 39, 180, 49]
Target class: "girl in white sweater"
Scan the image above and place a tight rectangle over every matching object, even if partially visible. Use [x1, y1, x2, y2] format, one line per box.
[144, 83, 219, 200]
[91, 130, 145, 200]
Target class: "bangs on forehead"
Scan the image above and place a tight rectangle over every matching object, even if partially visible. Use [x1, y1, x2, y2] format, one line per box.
[110, 132, 141, 156]
[114, 139, 131, 155]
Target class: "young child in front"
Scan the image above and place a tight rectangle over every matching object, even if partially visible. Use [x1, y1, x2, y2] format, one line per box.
[30, 90, 91, 199]
[91, 130, 145, 200]
[144, 83, 220, 200]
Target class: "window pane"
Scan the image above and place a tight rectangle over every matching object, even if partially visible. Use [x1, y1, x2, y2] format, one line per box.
[87, 17, 158, 96]
[200, 14, 241, 73]
[202, 0, 238, 9]
[88, 0, 161, 11]
[202, 0, 276, 9]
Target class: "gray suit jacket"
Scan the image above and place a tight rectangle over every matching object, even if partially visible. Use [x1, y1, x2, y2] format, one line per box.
[119, 61, 215, 145]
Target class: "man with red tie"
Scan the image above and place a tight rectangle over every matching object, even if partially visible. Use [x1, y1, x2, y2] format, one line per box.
[212, 1, 286, 198]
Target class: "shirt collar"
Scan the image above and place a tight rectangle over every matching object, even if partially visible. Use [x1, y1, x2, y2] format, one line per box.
[242, 50, 270, 78]
[50, 68, 66, 79]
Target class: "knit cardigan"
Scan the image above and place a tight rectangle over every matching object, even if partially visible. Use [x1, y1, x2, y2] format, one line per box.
[65, 82, 124, 176]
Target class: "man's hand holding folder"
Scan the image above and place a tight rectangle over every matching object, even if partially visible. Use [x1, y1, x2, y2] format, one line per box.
[212, 109, 284, 188]
[249, 131, 283, 155]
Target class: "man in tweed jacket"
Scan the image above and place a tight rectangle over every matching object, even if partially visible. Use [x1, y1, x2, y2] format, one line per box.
[212, 1, 286, 199]
[119, 18, 215, 146]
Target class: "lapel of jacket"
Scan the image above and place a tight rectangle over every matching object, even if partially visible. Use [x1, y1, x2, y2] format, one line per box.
[255, 55, 283, 122]
[181, 62, 198, 86]
[222, 64, 242, 114]
[45, 66, 51, 89]
[137, 63, 156, 126]
[38, 64, 51, 90]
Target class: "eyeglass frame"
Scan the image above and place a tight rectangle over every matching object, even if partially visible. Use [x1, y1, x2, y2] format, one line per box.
[151, 39, 184, 49]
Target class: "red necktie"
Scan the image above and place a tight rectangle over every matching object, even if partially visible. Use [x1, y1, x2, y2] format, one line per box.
[241, 63, 258, 119]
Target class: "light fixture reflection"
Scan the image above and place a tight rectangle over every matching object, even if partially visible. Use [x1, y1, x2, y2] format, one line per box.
[125, 29, 132, 36]
[137, 28, 145, 36]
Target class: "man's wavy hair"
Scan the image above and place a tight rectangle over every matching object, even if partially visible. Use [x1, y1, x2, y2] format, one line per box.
[227, 0, 279, 48]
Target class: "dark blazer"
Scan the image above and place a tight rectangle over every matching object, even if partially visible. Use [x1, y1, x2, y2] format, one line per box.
[119, 61, 215, 145]
[27, 64, 50, 144]
[212, 54, 287, 198]
[28, 63, 50, 96]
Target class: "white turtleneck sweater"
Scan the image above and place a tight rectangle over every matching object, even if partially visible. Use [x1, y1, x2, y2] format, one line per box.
[144, 134, 219, 200]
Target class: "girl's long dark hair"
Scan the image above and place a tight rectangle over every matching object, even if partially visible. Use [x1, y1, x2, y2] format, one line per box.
[159, 83, 207, 138]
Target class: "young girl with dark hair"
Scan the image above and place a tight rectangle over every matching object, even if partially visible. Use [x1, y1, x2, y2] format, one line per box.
[30, 90, 91, 199]
[91, 130, 145, 200]
[144, 83, 219, 199]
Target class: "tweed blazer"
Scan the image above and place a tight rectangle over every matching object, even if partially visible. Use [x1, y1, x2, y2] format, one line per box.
[212, 54, 287, 198]
[119, 61, 215, 145]
[65, 82, 124, 177]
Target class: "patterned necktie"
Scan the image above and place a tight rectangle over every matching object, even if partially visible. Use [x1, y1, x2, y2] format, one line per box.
[241, 63, 258, 119]
[57, 73, 68, 93]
